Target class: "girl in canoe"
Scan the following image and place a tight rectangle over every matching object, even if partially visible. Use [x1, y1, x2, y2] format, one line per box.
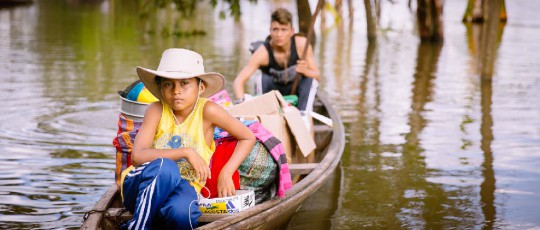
[120, 48, 255, 229]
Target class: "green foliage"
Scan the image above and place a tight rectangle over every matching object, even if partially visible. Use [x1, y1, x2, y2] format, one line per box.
[141, 0, 197, 18]
[138, 0, 258, 38]
[140, 0, 258, 20]
[172, 29, 207, 37]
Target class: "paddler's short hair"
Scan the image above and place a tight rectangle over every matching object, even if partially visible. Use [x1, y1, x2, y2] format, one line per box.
[271, 8, 293, 26]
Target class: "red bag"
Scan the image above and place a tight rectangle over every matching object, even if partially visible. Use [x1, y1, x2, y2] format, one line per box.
[201, 139, 240, 198]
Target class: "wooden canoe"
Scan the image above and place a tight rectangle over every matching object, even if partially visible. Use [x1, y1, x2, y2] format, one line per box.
[81, 92, 345, 229]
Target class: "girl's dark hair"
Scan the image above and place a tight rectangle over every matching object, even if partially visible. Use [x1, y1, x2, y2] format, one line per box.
[196, 77, 205, 87]
[155, 76, 163, 87]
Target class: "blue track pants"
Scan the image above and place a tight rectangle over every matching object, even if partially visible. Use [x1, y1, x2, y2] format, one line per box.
[121, 158, 201, 230]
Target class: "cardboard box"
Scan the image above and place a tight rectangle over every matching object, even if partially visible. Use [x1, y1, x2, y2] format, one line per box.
[227, 90, 286, 116]
[227, 91, 316, 163]
[199, 190, 255, 214]
[256, 114, 292, 160]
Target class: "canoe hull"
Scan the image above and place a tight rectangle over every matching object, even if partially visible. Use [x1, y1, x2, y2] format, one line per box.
[81, 92, 344, 229]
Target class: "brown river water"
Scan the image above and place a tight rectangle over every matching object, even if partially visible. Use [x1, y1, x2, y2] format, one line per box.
[1, 0, 539, 229]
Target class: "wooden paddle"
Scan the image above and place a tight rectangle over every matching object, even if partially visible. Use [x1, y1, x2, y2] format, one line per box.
[290, 0, 324, 96]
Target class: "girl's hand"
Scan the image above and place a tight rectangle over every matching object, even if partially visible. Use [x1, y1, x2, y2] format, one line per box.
[184, 147, 210, 182]
[296, 60, 308, 75]
[217, 170, 236, 197]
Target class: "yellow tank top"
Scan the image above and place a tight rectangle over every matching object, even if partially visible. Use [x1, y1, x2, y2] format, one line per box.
[153, 98, 215, 192]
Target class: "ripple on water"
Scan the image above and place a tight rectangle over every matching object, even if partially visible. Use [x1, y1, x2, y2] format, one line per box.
[0, 214, 60, 223]
[0, 156, 114, 227]
[0, 96, 118, 152]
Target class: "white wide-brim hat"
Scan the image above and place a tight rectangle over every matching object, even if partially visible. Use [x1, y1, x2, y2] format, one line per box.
[136, 48, 225, 100]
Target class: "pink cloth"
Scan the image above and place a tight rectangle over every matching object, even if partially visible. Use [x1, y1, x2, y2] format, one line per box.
[247, 122, 292, 198]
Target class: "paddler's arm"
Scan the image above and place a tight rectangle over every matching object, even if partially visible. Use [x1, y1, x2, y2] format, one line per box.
[295, 36, 320, 81]
[233, 46, 269, 102]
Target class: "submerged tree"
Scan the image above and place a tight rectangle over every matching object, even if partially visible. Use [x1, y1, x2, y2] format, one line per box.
[416, 0, 444, 42]
[296, 0, 313, 36]
[138, 0, 257, 37]
[462, 0, 507, 23]
[364, 0, 378, 41]
[140, 0, 256, 19]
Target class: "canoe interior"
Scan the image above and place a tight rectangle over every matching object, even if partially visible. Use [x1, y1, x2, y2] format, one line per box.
[81, 92, 344, 230]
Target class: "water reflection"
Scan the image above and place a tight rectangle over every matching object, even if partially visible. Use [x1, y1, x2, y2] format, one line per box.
[337, 38, 401, 228]
[337, 7, 493, 227]
[400, 41, 445, 229]
[287, 17, 349, 229]
[1, 1, 128, 228]
[287, 165, 342, 229]
[465, 2, 507, 228]
[480, 78, 496, 229]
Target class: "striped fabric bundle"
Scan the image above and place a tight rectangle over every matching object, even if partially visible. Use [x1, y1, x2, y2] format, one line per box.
[113, 114, 142, 186]
[247, 122, 292, 198]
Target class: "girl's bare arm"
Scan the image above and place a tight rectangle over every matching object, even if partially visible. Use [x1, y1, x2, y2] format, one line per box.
[204, 102, 256, 197]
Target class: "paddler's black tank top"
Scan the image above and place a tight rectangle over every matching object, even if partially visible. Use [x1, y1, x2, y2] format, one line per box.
[260, 35, 299, 75]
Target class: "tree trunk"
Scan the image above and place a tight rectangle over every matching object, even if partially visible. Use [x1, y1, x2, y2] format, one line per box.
[364, 0, 377, 41]
[296, 0, 312, 37]
[463, 0, 507, 23]
[479, 0, 502, 79]
[335, 0, 343, 16]
[462, 0, 473, 22]
[320, 0, 326, 32]
[348, 0, 354, 27]
[472, 0, 484, 22]
[375, 0, 381, 22]
[416, 0, 444, 42]
[499, 0, 507, 22]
